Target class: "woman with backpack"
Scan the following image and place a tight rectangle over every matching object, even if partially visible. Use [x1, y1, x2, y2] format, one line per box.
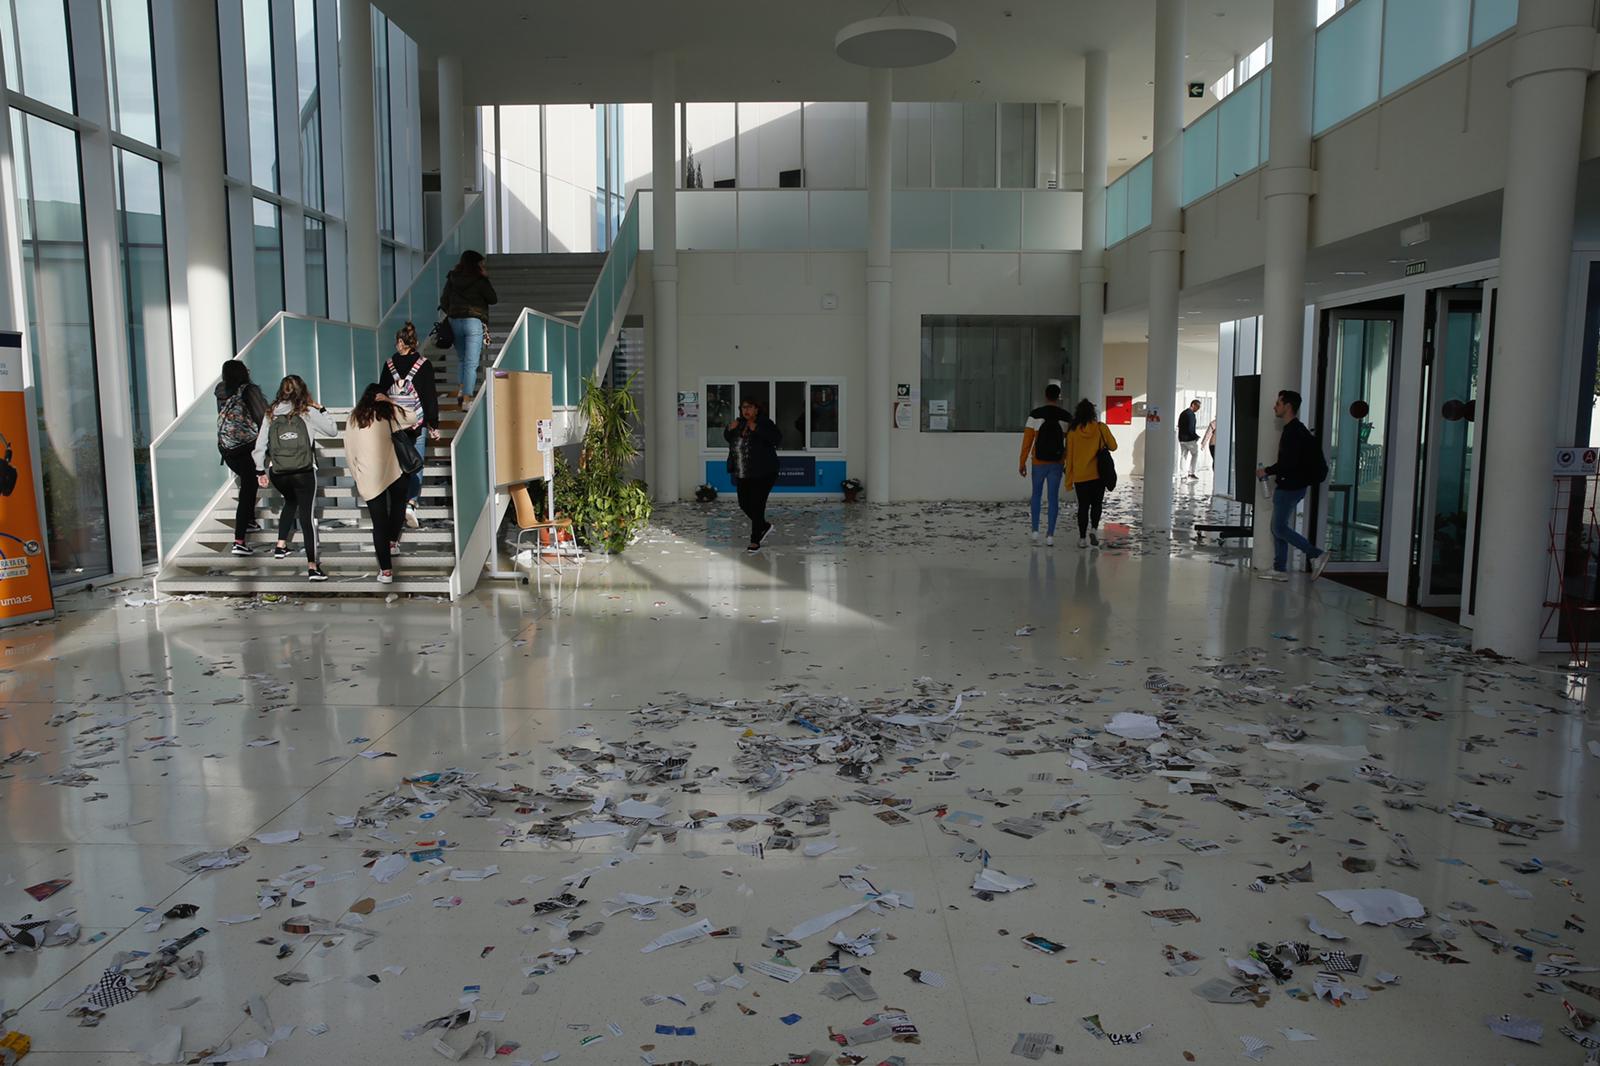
[343, 383, 421, 585]
[252, 374, 337, 581]
[214, 359, 269, 556]
[1064, 398, 1118, 549]
[377, 321, 441, 528]
[438, 249, 497, 408]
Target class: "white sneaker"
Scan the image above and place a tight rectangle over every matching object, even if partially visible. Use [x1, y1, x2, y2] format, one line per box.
[377, 571, 393, 584]
[1310, 552, 1331, 581]
[1078, 536, 1089, 548]
[405, 504, 420, 529]
[1030, 531, 1041, 545]
[1045, 535, 1054, 547]
[1259, 570, 1289, 582]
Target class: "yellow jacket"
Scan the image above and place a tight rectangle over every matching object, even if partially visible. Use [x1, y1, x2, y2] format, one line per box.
[1065, 421, 1117, 488]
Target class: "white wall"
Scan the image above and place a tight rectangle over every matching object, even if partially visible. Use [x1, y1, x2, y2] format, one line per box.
[654, 249, 1088, 500]
[1098, 340, 1218, 476]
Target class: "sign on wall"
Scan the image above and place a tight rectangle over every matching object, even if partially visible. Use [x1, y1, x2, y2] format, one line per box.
[1553, 447, 1599, 475]
[0, 332, 53, 624]
[1105, 395, 1133, 426]
[776, 456, 817, 486]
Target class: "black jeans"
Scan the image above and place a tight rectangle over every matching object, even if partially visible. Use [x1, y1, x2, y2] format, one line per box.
[1075, 479, 1106, 538]
[222, 445, 258, 541]
[365, 478, 409, 570]
[734, 476, 776, 543]
[270, 469, 319, 563]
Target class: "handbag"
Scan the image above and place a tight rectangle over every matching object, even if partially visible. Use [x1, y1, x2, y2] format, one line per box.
[429, 315, 455, 351]
[392, 427, 424, 476]
[1095, 424, 1118, 491]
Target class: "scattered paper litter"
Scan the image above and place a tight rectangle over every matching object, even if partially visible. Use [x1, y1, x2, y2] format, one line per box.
[1316, 888, 1426, 926]
[1106, 712, 1162, 740]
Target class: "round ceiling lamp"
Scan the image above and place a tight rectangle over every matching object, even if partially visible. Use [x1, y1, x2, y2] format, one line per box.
[834, 15, 958, 68]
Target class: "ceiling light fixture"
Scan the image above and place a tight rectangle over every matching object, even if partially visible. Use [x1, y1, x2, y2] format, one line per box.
[1333, 270, 1368, 277]
[835, 7, 958, 68]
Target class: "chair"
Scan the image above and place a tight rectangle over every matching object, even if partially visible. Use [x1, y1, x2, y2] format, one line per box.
[509, 483, 578, 581]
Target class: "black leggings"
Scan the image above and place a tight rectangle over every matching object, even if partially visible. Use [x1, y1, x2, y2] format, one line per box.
[222, 445, 258, 541]
[365, 478, 409, 570]
[270, 469, 319, 563]
[1075, 479, 1105, 538]
[734, 476, 776, 543]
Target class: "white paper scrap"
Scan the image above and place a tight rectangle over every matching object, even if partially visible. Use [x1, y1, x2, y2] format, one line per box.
[369, 854, 408, 884]
[1106, 712, 1162, 740]
[640, 919, 714, 953]
[136, 1024, 183, 1064]
[1316, 888, 1425, 926]
[782, 902, 872, 941]
[253, 830, 301, 845]
[972, 868, 1035, 894]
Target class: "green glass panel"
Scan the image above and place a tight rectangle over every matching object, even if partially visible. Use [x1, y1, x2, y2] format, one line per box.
[548, 321, 567, 407]
[580, 307, 597, 386]
[951, 190, 1021, 250]
[451, 404, 490, 553]
[282, 316, 316, 388]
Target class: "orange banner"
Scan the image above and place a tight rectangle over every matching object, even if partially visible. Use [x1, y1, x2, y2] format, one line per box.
[0, 332, 53, 623]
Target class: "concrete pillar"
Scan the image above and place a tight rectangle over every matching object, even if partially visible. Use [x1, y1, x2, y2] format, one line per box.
[340, 0, 380, 326]
[173, 0, 232, 383]
[650, 54, 680, 503]
[1472, 0, 1595, 659]
[437, 55, 465, 235]
[1251, 0, 1317, 571]
[1078, 50, 1107, 408]
[1142, 0, 1185, 531]
[866, 68, 893, 503]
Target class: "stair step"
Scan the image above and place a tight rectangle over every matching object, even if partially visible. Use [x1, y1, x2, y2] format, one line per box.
[209, 506, 453, 523]
[157, 574, 452, 595]
[170, 550, 455, 568]
[194, 528, 454, 546]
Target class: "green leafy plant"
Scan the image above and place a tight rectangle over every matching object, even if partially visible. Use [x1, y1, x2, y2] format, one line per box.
[553, 372, 652, 553]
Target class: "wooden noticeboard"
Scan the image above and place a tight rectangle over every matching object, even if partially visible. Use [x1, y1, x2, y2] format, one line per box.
[492, 370, 554, 487]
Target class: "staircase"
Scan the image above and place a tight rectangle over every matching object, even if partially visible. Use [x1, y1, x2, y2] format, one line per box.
[484, 252, 607, 340]
[156, 407, 465, 596]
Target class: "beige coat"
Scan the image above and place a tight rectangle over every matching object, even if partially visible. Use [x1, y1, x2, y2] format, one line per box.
[343, 403, 421, 501]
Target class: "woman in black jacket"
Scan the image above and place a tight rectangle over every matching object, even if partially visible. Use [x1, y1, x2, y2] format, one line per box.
[214, 359, 269, 555]
[724, 397, 782, 552]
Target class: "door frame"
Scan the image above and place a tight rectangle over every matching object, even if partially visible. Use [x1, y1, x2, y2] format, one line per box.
[1414, 284, 1494, 612]
[1311, 304, 1404, 574]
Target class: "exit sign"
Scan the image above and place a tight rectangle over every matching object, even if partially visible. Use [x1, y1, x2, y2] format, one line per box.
[1404, 260, 1427, 277]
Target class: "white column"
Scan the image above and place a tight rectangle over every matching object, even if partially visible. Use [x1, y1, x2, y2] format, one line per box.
[650, 54, 680, 503]
[437, 54, 465, 235]
[173, 0, 233, 383]
[1472, 0, 1596, 659]
[1142, 0, 1185, 531]
[340, 0, 380, 326]
[1251, 0, 1317, 571]
[866, 68, 893, 503]
[1078, 50, 1107, 407]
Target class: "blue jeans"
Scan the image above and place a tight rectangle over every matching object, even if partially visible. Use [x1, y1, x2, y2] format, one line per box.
[1030, 464, 1064, 535]
[403, 425, 425, 505]
[450, 316, 485, 395]
[1271, 487, 1323, 571]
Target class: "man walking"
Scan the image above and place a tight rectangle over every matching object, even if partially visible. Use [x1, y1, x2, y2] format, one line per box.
[1018, 383, 1072, 546]
[1178, 399, 1202, 479]
[1255, 390, 1329, 581]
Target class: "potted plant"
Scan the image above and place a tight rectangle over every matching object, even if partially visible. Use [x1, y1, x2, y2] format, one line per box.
[551, 372, 654, 553]
[694, 484, 718, 503]
[841, 477, 864, 503]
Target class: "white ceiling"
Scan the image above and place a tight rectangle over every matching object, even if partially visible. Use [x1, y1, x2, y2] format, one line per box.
[379, 0, 1274, 172]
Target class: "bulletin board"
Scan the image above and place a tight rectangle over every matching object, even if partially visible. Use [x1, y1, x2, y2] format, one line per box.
[492, 370, 554, 487]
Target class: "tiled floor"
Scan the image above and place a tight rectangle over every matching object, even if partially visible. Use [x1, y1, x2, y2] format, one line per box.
[2, 483, 1596, 1064]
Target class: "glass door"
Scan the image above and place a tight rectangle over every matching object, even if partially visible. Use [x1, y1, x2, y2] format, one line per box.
[1416, 287, 1488, 609]
[1318, 310, 1400, 567]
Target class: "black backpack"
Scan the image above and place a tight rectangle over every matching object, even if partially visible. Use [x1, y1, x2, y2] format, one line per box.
[1033, 409, 1067, 463]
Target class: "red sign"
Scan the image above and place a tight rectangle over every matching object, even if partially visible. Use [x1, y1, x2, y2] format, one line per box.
[1114, 377, 1125, 391]
[1105, 395, 1133, 426]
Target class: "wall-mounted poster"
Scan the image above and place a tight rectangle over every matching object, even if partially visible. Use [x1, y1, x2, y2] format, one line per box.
[0, 332, 53, 624]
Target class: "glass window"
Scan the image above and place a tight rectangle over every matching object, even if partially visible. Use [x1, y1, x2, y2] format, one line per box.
[293, 0, 322, 209]
[738, 102, 802, 189]
[892, 102, 932, 188]
[242, 0, 278, 191]
[998, 103, 1035, 189]
[919, 316, 1077, 433]
[774, 380, 806, 451]
[931, 102, 962, 187]
[102, 0, 159, 145]
[372, 11, 393, 235]
[11, 111, 111, 581]
[113, 149, 172, 565]
[809, 384, 840, 449]
[705, 383, 734, 448]
[1181, 109, 1219, 205]
[1, 0, 75, 112]
[304, 216, 327, 318]
[684, 102, 736, 187]
[251, 197, 283, 328]
[803, 102, 865, 188]
[1313, 0, 1382, 133]
[1217, 75, 1262, 184]
[1471, 0, 1518, 45]
[379, 242, 395, 313]
[1382, 0, 1470, 96]
[1125, 157, 1152, 234]
[1105, 174, 1128, 244]
[962, 103, 997, 188]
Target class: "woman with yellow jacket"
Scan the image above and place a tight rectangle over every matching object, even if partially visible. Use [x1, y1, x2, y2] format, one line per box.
[1063, 398, 1118, 548]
